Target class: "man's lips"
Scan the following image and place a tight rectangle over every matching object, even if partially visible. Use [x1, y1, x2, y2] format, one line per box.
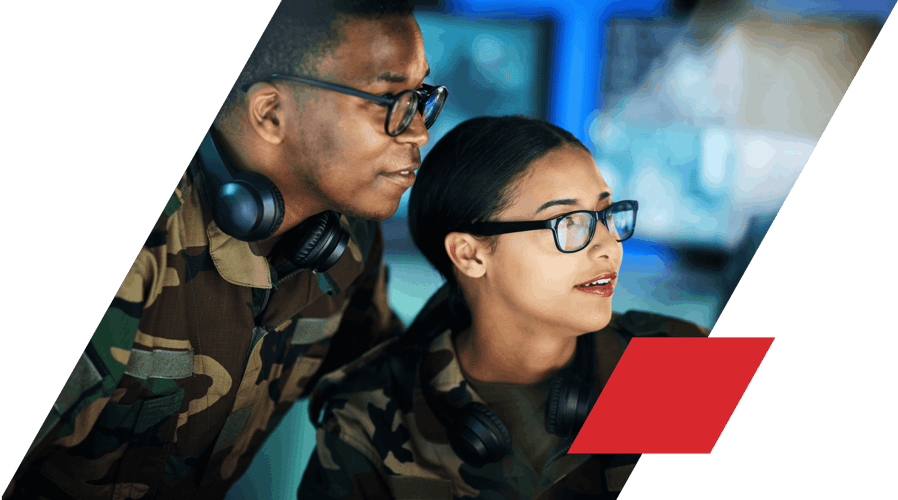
[576, 272, 618, 287]
[384, 165, 419, 175]
[381, 166, 418, 188]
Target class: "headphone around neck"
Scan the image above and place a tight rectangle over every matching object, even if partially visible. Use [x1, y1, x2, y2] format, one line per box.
[418, 329, 598, 468]
[197, 128, 349, 273]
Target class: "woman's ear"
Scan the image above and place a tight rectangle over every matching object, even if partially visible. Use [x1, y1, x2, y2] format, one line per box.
[444, 232, 489, 279]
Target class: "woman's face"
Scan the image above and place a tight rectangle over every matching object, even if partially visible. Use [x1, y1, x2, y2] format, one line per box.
[483, 144, 623, 335]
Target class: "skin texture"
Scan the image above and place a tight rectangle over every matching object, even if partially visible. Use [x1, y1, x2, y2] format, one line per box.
[445, 145, 623, 384]
[216, 13, 430, 245]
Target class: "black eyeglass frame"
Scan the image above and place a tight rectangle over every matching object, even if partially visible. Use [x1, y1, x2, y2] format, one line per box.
[241, 73, 448, 137]
[458, 200, 639, 253]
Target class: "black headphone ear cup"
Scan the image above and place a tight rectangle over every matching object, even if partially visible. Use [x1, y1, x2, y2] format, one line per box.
[545, 373, 567, 436]
[573, 384, 598, 433]
[264, 176, 285, 237]
[215, 171, 285, 241]
[447, 402, 512, 468]
[235, 171, 285, 240]
[197, 129, 285, 241]
[285, 212, 330, 267]
[546, 372, 596, 437]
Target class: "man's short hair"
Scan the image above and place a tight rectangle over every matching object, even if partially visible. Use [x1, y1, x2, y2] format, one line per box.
[218, 0, 416, 116]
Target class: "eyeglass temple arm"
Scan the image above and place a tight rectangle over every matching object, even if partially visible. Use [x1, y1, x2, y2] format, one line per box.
[241, 74, 394, 106]
[459, 220, 554, 236]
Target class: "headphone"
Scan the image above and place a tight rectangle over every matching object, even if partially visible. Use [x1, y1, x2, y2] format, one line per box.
[197, 128, 349, 273]
[418, 328, 598, 468]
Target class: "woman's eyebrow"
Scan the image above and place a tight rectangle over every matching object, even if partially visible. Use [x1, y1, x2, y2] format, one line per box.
[533, 192, 611, 216]
[534, 198, 578, 216]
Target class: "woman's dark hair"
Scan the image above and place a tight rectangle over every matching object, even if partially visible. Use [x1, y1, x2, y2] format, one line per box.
[408, 115, 589, 307]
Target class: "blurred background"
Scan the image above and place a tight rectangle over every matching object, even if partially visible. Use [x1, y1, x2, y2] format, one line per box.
[229, 0, 895, 497]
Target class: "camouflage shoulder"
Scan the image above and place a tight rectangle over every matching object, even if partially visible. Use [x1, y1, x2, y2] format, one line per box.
[610, 310, 711, 338]
[144, 169, 197, 250]
[165, 170, 191, 217]
[308, 334, 413, 426]
[312, 338, 421, 483]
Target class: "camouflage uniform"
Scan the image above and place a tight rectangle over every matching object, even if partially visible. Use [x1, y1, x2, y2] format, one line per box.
[4, 160, 403, 500]
[300, 303, 710, 500]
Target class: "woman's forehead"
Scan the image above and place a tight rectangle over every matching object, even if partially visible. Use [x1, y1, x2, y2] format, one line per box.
[504, 146, 610, 217]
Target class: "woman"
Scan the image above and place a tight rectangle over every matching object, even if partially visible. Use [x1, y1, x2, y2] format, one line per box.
[299, 116, 708, 499]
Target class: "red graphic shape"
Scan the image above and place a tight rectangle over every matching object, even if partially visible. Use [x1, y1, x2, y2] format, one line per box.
[570, 337, 773, 454]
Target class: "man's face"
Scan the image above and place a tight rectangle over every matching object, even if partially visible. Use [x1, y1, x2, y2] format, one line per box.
[277, 14, 430, 221]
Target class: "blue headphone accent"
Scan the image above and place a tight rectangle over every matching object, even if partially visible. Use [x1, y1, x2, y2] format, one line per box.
[197, 128, 349, 273]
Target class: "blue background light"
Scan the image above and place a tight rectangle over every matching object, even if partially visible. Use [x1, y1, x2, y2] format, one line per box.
[227, 1, 896, 497]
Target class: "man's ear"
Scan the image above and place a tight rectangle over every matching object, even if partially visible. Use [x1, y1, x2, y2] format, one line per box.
[445, 232, 489, 279]
[245, 82, 286, 145]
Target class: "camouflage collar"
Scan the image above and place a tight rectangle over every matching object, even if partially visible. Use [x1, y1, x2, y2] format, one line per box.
[423, 328, 593, 403]
[182, 166, 274, 289]
[425, 329, 486, 407]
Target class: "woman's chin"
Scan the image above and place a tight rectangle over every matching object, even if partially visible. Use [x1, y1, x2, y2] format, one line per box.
[579, 308, 614, 333]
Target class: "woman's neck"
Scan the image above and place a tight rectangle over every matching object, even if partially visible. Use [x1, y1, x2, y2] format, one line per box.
[455, 308, 579, 385]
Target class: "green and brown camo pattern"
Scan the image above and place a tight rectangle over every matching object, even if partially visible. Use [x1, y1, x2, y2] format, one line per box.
[4, 161, 403, 500]
[300, 310, 710, 499]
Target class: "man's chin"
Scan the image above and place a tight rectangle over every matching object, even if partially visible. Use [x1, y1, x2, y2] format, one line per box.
[337, 199, 402, 222]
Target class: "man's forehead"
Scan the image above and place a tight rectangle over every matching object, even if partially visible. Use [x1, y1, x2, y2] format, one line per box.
[324, 14, 428, 85]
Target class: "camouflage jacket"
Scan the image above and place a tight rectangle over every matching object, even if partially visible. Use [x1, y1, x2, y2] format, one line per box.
[4, 161, 403, 500]
[300, 306, 710, 500]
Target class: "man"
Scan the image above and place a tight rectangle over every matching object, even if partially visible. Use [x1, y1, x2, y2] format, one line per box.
[4, 1, 444, 498]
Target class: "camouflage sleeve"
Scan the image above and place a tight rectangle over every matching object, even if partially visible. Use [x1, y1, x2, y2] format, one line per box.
[298, 427, 394, 499]
[328, 223, 405, 366]
[7, 240, 151, 492]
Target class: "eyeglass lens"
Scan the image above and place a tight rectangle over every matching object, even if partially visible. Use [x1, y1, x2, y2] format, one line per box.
[423, 92, 443, 128]
[388, 90, 445, 135]
[555, 204, 636, 251]
[388, 92, 418, 135]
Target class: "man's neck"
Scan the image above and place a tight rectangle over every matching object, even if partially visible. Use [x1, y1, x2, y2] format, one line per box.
[251, 233, 286, 261]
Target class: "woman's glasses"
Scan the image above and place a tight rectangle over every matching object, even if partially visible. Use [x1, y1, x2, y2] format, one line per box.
[459, 200, 639, 253]
[241, 74, 449, 137]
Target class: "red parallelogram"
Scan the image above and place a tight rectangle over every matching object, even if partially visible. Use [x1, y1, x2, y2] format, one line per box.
[570, 337, 774, 454]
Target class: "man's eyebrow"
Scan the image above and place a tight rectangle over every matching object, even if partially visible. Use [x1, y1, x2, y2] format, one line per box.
[374, 66, 431, 84]
[374, 72, 408, 83]
[533, 191, 612, 216]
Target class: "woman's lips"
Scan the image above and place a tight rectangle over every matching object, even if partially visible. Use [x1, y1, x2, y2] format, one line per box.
[575, 272, 617, 297]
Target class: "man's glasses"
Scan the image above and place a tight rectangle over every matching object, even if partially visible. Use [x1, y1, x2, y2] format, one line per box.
[241, 74, 449, 137]
[458, 200, 639, 253]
